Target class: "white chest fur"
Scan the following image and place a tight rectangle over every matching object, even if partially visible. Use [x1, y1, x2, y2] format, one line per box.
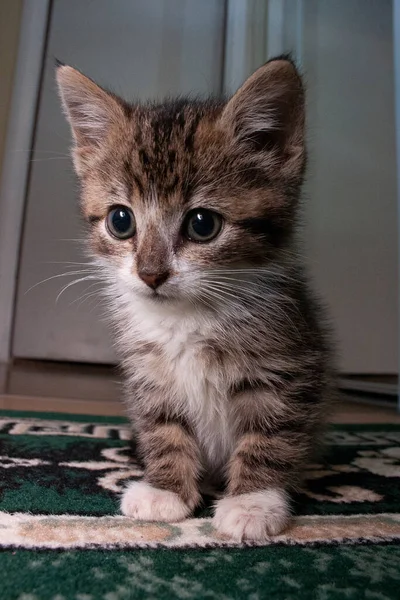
[123, 299, 234, 468]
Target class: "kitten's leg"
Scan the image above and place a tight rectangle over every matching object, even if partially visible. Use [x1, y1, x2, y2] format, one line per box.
[214, 403, 312, 540]
[121, 420, 201, 522]
[213, 432, 293, 541]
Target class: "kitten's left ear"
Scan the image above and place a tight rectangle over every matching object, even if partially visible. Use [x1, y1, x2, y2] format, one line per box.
[220, 56, 305, 178]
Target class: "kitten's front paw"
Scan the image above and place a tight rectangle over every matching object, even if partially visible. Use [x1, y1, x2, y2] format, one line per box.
[121, 481, 191, 522]
[213, 489, 290, 541]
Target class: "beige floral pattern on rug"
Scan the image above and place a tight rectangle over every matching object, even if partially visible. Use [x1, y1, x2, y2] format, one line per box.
[1, 512, 400, 549]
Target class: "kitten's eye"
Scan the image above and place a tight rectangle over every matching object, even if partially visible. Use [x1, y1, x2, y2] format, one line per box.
[106, 206, 136, 239]
[184, 209, 222, 243]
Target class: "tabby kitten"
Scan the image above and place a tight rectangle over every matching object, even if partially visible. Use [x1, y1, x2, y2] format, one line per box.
[57, 56, 333, 541]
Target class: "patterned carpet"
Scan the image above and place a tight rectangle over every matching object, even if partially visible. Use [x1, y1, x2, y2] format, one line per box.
[1, 410, 400, 599]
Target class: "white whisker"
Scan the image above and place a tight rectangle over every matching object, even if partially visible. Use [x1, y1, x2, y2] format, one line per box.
[44, 261, 94, 266]
[25, 270, 99, 294]
[69, 282, 104, 307]
[55, 275, 99, 303]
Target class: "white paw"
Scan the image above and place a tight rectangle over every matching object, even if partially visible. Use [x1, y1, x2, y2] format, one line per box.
[120, 481, 191, 522]
[213, 489, 290, 541]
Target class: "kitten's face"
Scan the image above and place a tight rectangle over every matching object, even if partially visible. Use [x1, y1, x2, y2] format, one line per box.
[57, 58, 305, 306]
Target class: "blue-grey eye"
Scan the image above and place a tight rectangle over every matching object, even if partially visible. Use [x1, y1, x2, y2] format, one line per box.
[184, 209, 222, 242]
[106, 206, 136, 239]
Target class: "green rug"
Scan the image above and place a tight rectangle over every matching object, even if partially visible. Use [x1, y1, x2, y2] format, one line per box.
[1, 410, 400, 599]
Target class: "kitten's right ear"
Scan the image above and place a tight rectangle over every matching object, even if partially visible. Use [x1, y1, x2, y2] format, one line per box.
[56, 65, 125, 175]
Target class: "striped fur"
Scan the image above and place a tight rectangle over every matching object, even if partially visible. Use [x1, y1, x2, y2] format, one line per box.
[57, 56, 334, 540]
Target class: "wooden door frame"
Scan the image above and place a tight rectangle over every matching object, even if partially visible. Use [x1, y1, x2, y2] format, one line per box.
[0, 0, 51, 363]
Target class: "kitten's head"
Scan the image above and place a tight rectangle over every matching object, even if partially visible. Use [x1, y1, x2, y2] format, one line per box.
[57, 57, 305, 307]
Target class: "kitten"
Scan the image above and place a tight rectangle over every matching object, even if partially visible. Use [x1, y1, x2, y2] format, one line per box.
[57, 56, 333, 541]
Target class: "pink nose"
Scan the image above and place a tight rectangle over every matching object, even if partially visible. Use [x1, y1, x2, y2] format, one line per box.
[138, 270, 169, 289]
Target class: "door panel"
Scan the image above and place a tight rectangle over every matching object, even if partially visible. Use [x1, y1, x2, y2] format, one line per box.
[274, 0, 397, 373]
[301, 0, 398, 373]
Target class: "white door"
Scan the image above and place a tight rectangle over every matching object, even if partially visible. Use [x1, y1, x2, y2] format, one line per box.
[301, 0, 398, 373]
[12, 0, 226, 363]
[265, 0, 397, 374]
[13, 0, 398, 374]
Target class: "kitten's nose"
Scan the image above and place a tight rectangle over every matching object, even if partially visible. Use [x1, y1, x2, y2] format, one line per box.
[138, 270, 170, 290]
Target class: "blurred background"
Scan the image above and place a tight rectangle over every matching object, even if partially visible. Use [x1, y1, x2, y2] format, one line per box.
[0, 0, 398, 416]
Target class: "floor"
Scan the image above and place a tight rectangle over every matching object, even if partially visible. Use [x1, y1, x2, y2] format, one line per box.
[0, 360, 122, 417]
[0, 360, 399, 423]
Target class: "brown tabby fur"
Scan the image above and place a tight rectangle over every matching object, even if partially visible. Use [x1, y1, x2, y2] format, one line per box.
[57, 56, 334, 539]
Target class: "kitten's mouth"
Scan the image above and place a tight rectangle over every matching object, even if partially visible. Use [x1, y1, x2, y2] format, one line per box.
[147, 290, 171, 303]
[136, 284, 174, 303]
